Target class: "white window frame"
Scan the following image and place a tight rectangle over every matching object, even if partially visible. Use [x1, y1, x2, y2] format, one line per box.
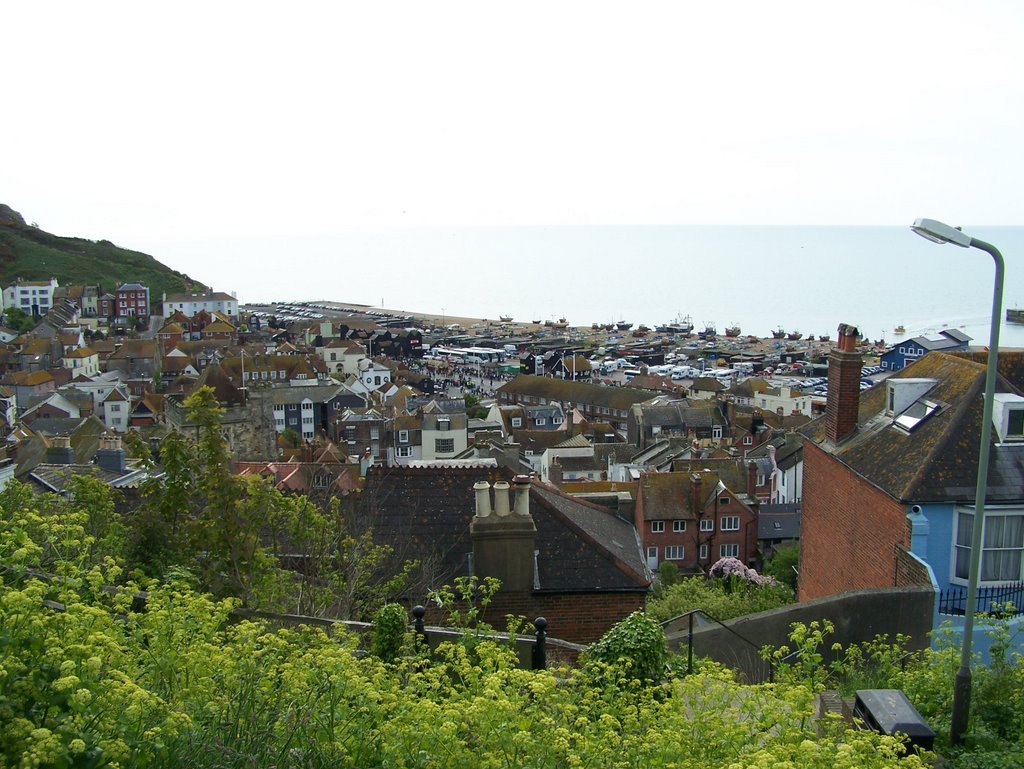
[700, 519, 714, 532]
[721, 516, 740, 532]
[699, 543, 709, 560]
[720, 544, 740, 558]
[510, 417, 522, 428]
[398, 429, 409, 443]
[953, 508, 1024, 584]
[672, 520, 687, 533]
[396, 446, 413, 458]
[651, 520, 665, 533]
[664, 545, 685, 560]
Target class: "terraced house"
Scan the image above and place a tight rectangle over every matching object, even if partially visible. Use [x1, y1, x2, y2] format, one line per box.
[496, 375, 661, 432]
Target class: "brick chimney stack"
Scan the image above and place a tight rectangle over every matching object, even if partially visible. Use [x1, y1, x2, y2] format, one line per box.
[825, 323, 863, 445]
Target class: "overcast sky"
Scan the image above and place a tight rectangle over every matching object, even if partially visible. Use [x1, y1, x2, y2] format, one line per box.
[5, 0, 1024, 244]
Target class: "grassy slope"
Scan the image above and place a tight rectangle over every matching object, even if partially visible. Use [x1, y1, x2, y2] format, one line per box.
[0, 220, 206, 303]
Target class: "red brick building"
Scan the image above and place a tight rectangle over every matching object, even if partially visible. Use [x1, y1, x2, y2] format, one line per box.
[115, 283, 150, 320]
[634, 460, 759, 574]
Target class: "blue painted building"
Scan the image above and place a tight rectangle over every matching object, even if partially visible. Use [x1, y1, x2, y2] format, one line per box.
[880, 328, 972, 371]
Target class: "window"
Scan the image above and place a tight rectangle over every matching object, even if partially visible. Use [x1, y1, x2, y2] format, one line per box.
[712, 425, 723, 439]
[720, 544, 740, 558]
[553, 416, 563, 425]
[721, 516, 740, 531]
[109, 403, 121, 412]
[396, 446, 413, 458]
[1009, 409, 1024, 439]
[535, 418, 546, 426]
[699, 543, 709, 560]
[719, 496, 730, 505]
[370, 427, 380, 440]
[435, 438, 455, 454]
[672, 520, 687, 533]
[651, 520, 665, 533]
[743, 435, 752, 445]
[398, 429, 409, 443]
[955, 511, 1024, 582]
[664, 546, 685, 560]
[700, 519, 714, 532]
[510, 417, 522, 428]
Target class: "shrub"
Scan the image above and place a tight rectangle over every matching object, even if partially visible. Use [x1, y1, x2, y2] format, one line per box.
[647, 573, 793, 623]
[372, 602, 409, 662]
[582, 610, 668, 684]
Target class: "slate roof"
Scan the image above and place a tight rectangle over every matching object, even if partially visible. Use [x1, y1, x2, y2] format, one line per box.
[802, 351, 1024, 503]
[362, 466, 650, 593]
[497, 375, 661, 410]
[758, 510, 801, 540]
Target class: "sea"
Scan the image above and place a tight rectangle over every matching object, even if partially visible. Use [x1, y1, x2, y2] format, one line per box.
[140, 225, 1024, 347]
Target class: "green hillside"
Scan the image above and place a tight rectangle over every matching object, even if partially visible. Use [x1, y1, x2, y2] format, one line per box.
[0, 203, 206, 302]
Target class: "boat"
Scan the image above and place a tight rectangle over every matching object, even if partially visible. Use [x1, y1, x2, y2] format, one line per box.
[787, 330, 802, 341]
[616, 321, 633, 331]
[700, 321, 716, 338]
[818, 335, 830, 342]
[532, 319, 541, 324]
[632, 325, 650, 337]
[772, 326, 786, 339]
[724, 323, 741, 338]
[499, 315, 513, 323]
[1007, 309, 1024, 324]
[656, 314, 694, 335]
[894, 324, 906, 335]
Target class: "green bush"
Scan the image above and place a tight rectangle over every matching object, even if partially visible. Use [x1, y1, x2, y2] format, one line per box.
[372, 602, 410, 662]
[582, 610, 668, 684]
[646, 573, 793, 624]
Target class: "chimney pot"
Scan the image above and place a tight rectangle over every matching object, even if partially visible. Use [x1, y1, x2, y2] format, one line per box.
[512, 476, 531, 516]
[493, 481, 511, 516]
[474, 480, 492, 518]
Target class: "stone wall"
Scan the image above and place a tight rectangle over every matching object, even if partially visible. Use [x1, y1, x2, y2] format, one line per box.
[664, 585, 936, 683]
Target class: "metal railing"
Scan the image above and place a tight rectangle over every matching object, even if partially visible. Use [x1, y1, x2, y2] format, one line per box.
[661, 609, 774, 682]
[938, 581, 1024, 618]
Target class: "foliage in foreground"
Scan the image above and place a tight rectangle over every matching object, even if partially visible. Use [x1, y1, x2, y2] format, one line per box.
[0, 488, 942, 769]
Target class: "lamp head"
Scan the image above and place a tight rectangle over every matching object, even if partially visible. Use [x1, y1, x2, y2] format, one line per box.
[911, 218, 972, 247]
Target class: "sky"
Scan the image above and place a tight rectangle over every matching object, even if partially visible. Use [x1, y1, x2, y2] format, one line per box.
[5, 1, 1024, 249]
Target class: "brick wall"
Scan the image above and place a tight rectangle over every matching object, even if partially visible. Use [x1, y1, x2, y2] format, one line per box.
[799, 442, 910, 601]
[894, 545, 933, 587]
[421, 591, 646, 645]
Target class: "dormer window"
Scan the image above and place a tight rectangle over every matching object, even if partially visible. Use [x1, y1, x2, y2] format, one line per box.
[893, 399, 940, 432]
[993, 393, 1024, 442]
[510, 417, 522, 428]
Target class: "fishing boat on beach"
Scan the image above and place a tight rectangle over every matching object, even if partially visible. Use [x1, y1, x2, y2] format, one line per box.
[894, 324, 906, 335]
[616, 321, 633, 331]
[724, 323, 741, 338]
[499, 315, 513, 323]
[772, 326, 786, 339]
[787, 330, 802, 341]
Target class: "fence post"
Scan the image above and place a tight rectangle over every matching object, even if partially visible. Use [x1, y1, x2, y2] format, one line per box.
[413, 605, 428, 649]
[532, 617, 547, 670]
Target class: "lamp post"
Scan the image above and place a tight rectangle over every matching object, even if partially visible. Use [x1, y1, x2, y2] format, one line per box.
[910, 218, 1005, 747]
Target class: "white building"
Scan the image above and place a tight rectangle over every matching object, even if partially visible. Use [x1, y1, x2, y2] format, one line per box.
[3, 278, 58, 317]
[161, 290, 239, 320]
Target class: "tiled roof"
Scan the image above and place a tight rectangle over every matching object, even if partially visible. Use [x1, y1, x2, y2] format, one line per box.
[498, 375, 661, 410]
[362, 466, 649, 592]
[803, 351, 1024, 502]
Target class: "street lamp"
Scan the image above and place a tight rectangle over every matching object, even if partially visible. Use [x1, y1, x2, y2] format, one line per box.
[910, 218, 1005, 747]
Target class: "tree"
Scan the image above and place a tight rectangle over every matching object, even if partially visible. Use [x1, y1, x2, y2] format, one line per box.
[3, 306, 35, 332]
[763, 542, 800, 591]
